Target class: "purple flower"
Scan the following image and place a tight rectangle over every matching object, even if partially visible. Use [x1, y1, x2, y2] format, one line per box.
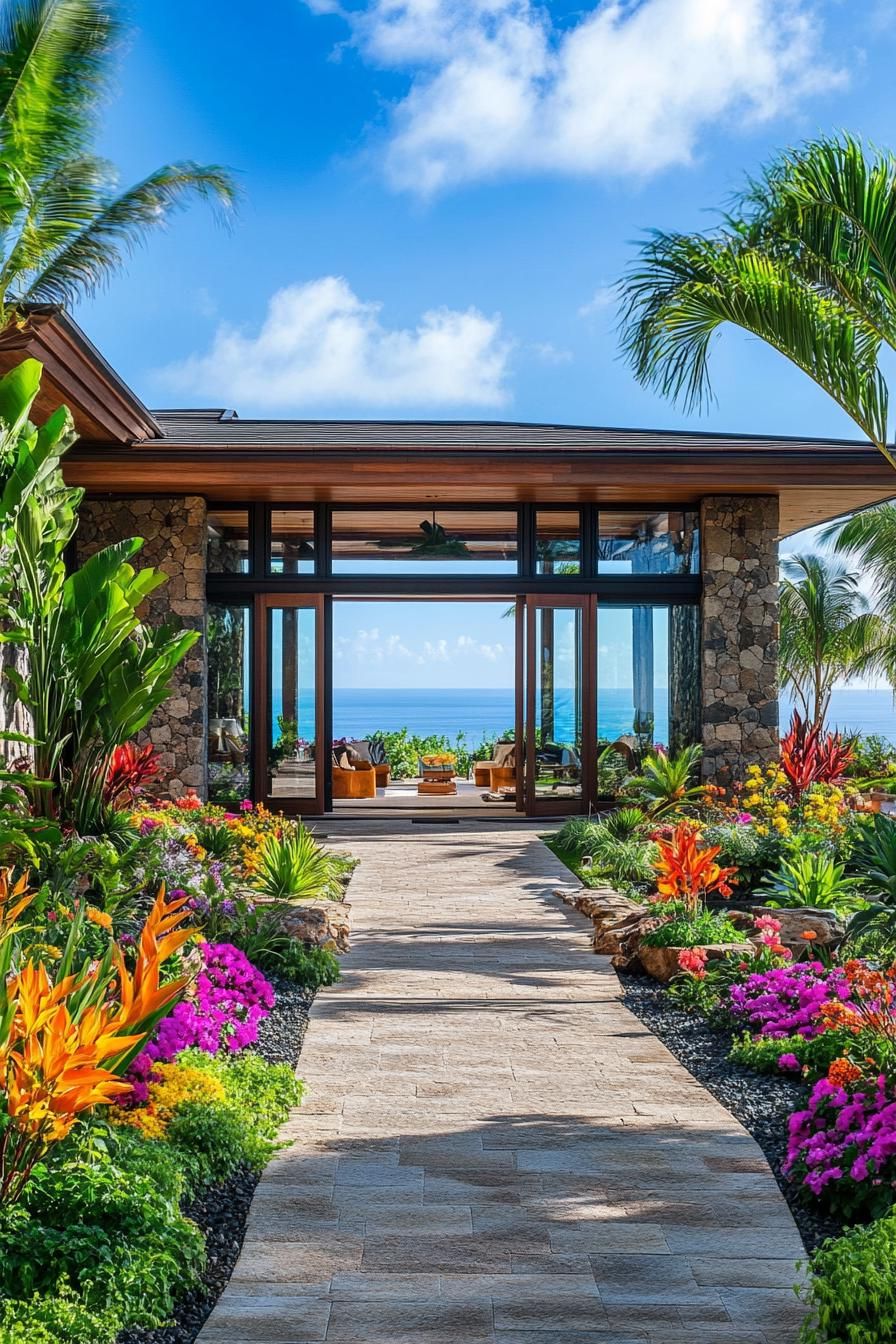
[778, 1053, 801, 1071]
[728, 963, 851, 1039]
[139, 817, 161, 836]
[735, 812, 754, 824]
[124, 941, 276, 1092]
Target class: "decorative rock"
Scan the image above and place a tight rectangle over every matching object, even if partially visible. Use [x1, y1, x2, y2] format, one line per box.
[700, 496, 779, 787]
[278, 899, 352, 953]
[749, 905, 842, 953]
[639, 941, 755, 983]
[76, 496, 207, 799]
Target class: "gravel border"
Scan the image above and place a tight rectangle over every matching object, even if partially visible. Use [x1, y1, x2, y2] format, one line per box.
[619, 971, 845, 1254]
[117, 977, 314, 1344]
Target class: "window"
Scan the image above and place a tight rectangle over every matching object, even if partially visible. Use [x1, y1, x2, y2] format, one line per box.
[207, 604, 251, 803]
[596, 602, 700, 793]
[331, 509, 519, 574]
[270, 509, 315, 575]
[598, 509, 699, 575]
[207, 508, 250, 574]
[536, 510, 581, 575]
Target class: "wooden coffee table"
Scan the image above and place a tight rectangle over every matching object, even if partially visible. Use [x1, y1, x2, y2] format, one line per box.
[418, 764, 457, 796]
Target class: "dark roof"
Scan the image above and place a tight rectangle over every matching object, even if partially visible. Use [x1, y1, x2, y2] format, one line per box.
[147, 410, 874, 454]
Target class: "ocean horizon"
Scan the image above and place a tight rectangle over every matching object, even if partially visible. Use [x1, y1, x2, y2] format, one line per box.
[278, 686, 896, 748]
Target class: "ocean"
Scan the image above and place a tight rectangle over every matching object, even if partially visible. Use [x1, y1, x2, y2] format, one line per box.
[305, 686, 896, 747]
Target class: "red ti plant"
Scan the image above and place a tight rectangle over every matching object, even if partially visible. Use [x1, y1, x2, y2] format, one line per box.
[103, 742, 161, 809]
[779, 711, 854, 800]
[653, 821, 738, 916]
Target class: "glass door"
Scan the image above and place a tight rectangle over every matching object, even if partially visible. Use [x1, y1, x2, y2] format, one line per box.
[522, 596, 595, 814]
[255, 594, 325, 814]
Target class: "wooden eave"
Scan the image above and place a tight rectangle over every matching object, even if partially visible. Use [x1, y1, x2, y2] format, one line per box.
[0, 307, 161, 444]
[63, 439, 896, 537]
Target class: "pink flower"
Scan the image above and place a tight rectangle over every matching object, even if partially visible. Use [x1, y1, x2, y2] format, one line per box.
[778, 1053, 801, 1071]
[239, 799, 253, 812]
[678, 947, 709, 978]
[755, 915, 782, 934]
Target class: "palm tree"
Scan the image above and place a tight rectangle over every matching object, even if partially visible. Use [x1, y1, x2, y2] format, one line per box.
[779, 552, 886, 730]
[618, 134, 895, 468]
[0, 0, 236, 323]
[824, 504, 896, 688]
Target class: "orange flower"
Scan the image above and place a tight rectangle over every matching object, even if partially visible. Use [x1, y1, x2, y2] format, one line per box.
[801, 930, 818, 942]
[86, 907, 113, 931]
[827, 1057, 863, 1087]
[653, 822, 738, 914]
[0, 886, 197, 1205]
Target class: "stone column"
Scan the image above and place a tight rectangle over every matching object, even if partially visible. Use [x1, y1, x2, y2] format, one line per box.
[76, 496, 207, 798]
[700, 495, 779, 785]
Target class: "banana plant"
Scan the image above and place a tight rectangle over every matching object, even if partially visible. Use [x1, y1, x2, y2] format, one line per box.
[0, 356, 197, 831]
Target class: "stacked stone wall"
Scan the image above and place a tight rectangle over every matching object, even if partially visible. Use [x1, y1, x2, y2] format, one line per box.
[76, 496, 207, 797]
[700, 495, 779, 785]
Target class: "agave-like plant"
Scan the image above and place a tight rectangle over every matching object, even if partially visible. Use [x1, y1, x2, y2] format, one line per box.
[757, 851, 863, 914]
[626, 744, 704, 817]
[253, 825, 337, 902]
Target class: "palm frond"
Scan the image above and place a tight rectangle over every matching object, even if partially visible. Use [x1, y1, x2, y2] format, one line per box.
[23, 161, 239, 304]
[620, 231, 890, 457]
[0, 0, 120, 177]
[823, 504, 896, 621]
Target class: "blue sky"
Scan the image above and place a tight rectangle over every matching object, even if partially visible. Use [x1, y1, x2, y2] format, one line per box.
[71, 1, 896, 699]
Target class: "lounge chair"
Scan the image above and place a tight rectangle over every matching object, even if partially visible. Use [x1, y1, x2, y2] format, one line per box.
[331, 747, 377, 799]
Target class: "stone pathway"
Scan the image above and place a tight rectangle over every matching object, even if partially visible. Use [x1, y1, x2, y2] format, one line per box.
[200, 821, 807, 1344]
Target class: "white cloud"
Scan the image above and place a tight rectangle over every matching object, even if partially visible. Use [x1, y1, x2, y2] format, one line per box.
[579, 285, 617, 318]
[162, 276, 511, 409]
[309, 0, 843, 195]
[530, 341, 573, 365]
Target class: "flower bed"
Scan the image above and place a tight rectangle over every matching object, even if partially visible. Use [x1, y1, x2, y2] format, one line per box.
[546, 723, 896, 1340]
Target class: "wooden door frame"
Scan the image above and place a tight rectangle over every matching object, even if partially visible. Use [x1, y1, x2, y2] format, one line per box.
[254, 592, 326, 815]
[520, 593, 596, 816]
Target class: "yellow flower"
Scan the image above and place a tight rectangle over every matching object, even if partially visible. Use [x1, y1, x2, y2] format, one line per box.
[86, 906, 113, 931]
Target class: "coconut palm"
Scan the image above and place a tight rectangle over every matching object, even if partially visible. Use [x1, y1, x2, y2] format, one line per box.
[779, 553, 887, 730]
[824, 503, 896, 688]
[619, 134, 896, 468]
[0, 0, 236, 322]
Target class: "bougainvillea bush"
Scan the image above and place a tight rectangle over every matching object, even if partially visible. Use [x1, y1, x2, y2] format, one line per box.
[125, 941, 275, 1102]
[784, 1070, 896, 1218]
[728, 962, 852, 1039]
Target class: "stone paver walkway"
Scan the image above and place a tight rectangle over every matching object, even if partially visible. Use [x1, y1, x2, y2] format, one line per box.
[200, 822, 807, 1344]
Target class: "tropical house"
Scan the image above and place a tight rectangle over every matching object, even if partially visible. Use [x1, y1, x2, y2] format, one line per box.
[9, 305, 895, 818]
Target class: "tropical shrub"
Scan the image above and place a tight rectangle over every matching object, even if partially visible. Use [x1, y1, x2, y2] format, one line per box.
[784, 1071, 896, 1216]
[0, 1287, 120, 1344]
[640, 907, 742, 949]
[624, 743, 703, 816]
[798, 1214, 896, 1344]
[652, 821, 737, 913]
[253, 825, 337, 901]
[729, 1029, 854, 1079]
[727, 963, 851, 1039]
[845, 732, 896, 786]
[700, 819, 784, 893]
[0, 884, 194, 1203]
[0, 361, 198, 832]
[0, 1124, 204, 1327]
[780, 711, 854, 800]
[757, 850, 862, 912]
[128, 941, 275, 1080]
[102, 742, 160, 809]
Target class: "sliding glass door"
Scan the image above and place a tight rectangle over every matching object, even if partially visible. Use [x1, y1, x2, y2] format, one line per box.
[255, 595, 326, 814]
[521, 595, 595, 814]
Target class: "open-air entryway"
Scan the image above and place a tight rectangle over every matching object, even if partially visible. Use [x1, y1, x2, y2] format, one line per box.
[200, 821, 807, 1344]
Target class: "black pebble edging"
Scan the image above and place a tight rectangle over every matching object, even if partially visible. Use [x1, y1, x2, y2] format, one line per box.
[619, 972, 846, 1255]
[117, 977, 314, 1344]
